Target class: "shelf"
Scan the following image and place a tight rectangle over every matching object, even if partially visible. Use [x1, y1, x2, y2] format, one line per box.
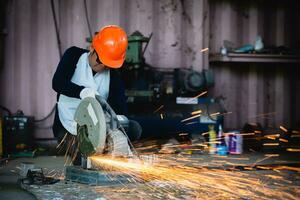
[209, 53, 300, 63]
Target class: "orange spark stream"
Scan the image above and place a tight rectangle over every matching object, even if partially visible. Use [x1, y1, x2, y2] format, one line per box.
[90, 155, 299, 200]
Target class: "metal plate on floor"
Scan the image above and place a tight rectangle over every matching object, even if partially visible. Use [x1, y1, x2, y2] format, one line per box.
[65, 166, 133, 186]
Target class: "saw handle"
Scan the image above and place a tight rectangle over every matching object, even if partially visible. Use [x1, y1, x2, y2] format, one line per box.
[95, 95, 120, 130]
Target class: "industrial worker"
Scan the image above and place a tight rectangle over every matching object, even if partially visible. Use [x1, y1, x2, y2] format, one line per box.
[52, 25, 141, 162]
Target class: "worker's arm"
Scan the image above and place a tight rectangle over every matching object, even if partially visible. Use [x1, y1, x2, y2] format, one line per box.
[52, 46, 86, 98]
[107, 70, 128, 115]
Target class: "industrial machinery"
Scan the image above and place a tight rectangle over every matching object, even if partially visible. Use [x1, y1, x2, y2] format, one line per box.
[122, 31, 222, 139]
[64, 96, 136, 185]
[123, 31, 214, 100]
[174, 68, 214, 96]
[74, 96, 134, 167]
[125, 31, 151, 67]
[2, 111, 35, 157]
[86, 30, 224, 140]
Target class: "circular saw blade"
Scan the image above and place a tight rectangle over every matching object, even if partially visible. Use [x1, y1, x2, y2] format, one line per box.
[106, 129, 133, 157]
[74, 97, 107, 154]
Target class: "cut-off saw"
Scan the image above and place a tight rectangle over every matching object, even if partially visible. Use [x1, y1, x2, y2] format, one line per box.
[74, 95, 136, 168]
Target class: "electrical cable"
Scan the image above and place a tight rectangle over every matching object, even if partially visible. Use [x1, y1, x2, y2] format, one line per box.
[142, 33, 153, 57]
[32, 0, 62, 123]
[34, 105, 56, 123]
[0, 105, 11, 116]
[50, 0, 62, 58]
[83, 0, 93, 38]
[36, 0, 92, 124]
[1, 3, 60, 125]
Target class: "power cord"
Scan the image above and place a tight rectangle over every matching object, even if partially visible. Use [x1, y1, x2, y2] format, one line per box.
[34, 105, 56, 123]
[50, 0, 62, 57]
[84, 0, 93, 38]
[0, 105, 11, 116]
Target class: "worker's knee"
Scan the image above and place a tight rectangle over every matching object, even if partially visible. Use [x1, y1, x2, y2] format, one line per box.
[127, 120, 142, 141]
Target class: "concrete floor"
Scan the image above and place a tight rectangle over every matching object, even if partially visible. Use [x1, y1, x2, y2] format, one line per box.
[0, 183, 36, 200]
[0, 156, 65, 200]
[0, 153, 299, 199]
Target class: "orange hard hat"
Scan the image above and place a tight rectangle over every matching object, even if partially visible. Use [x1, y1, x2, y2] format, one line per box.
[92, 25, 128, 68]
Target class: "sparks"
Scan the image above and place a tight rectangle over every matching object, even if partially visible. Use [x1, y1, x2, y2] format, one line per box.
[200, 47, 209, 52]
[191, 109, 202, 115]
[279, 138, 288, 143]
[154, 105, 164, 113]
[181, 114, 201, 122]
[210, 112, 220, 117]
[193, 91, 207, 99]
[280, 126, 288, 132]
[263, 143, 279, 146]
[90, 154, 299, 199]
[160, 113, 164, 119]
[264, 154, 280, 157]
[286, 148, 300, 152]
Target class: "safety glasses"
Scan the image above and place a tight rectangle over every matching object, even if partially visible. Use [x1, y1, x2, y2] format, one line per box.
[93, 50, 102, 64]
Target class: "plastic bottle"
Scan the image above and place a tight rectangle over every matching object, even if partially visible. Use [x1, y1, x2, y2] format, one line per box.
[208, 125, 216, 154]
[217, 124, 228, 155]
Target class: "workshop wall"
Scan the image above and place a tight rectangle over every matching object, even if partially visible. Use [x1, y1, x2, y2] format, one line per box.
[1, 0, 299, 138]
[1, 0, 59, 138]
[0, 0, 209, 138]
[209, 0, 300, 129]
[58, 0, 209, 70]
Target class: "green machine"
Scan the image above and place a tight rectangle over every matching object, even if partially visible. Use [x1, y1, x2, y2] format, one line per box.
[125, 31, 152, 67]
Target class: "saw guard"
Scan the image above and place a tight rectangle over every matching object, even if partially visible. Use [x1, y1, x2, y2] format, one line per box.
[74, 97, 107, 153]
[106, 129, 133, 157]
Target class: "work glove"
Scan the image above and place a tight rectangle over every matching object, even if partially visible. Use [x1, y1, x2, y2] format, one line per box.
[79, 88, 97, 99]
[116, 115, 129, 123]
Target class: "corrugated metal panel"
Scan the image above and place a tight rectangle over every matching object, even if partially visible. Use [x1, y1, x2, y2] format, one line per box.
[1, 0, 60, 138]
[209, 0, 300, 129]
[1, 0, 299, 137]
[57, 0, 208, 70]
[0, 0, 208, 137]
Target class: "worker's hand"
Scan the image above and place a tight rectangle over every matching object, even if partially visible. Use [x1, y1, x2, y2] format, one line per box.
[80, 88, 97, 99]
